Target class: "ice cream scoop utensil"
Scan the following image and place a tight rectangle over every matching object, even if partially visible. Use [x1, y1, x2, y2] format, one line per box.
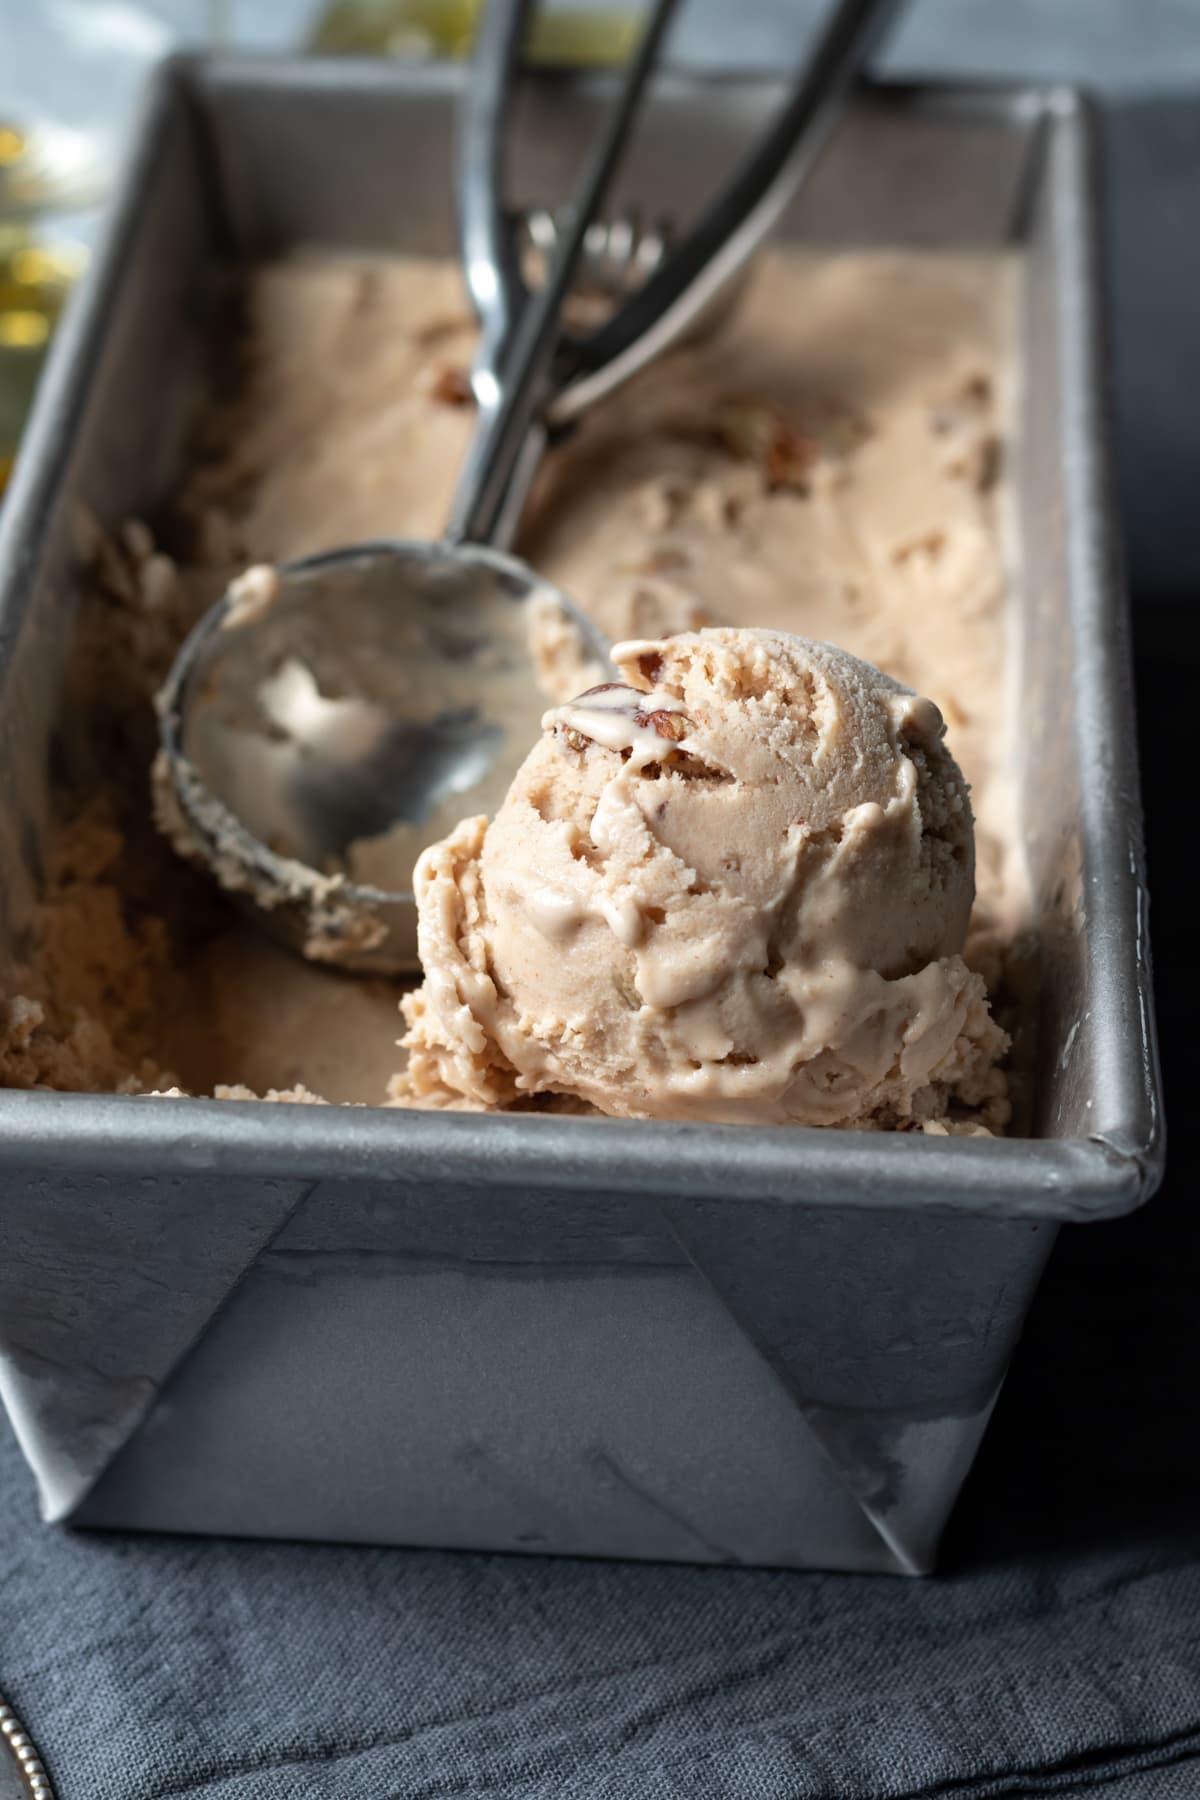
[155, 0, 677, 972]
[156, 0, 901, 974]
[523, 204, 673, 299]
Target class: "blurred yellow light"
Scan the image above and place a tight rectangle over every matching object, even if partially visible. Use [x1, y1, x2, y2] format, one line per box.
[0, 311, 50, 348]
[0, 124, 26, 166]
[308, 1, 636, 64]
[10, 242, 89, 286]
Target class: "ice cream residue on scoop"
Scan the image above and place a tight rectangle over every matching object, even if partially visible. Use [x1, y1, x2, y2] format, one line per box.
[396, 627, 1009, 1129]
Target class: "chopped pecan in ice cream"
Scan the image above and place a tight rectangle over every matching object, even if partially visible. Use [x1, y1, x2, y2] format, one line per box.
[672, 396, 818, 493]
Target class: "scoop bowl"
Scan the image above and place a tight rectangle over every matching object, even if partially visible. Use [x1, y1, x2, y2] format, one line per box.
[155, 540, 611, 974]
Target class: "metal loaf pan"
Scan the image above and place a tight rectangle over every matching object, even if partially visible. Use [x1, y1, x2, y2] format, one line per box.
[0, 57, 1163, 1574]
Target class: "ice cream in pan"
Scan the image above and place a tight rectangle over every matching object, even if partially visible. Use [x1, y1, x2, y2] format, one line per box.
[0, 247, 1019, 1130]
[155, 0, 899, 975]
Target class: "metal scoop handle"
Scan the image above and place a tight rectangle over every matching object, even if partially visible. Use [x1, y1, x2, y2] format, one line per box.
[448, 0, 682, 547]
[551, 0, 906, 423]
[449, 0, 902, 547]
[455, 0, 528, 406]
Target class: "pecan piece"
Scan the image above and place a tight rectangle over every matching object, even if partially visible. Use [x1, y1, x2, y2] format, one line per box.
[643, 708, 688, 742]
[681, 396, 818, 493]
[422, 364, 474, 407]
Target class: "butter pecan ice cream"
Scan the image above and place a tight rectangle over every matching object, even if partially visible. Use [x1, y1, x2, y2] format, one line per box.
[399, 627, 1007, 1128]
[1, 248, 1021, 1120]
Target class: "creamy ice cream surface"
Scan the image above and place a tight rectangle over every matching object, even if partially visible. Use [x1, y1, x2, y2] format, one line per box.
[0, 246, 1023, 1127]
[399, 628, 1006, 1128]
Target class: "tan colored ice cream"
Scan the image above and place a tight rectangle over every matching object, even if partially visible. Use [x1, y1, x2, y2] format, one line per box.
[1, 247, 1021, 1126]
[400, 627, 1007, 1128]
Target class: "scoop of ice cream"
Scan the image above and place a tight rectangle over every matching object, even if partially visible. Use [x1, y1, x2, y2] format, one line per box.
[399, 627, 1007, 1127]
